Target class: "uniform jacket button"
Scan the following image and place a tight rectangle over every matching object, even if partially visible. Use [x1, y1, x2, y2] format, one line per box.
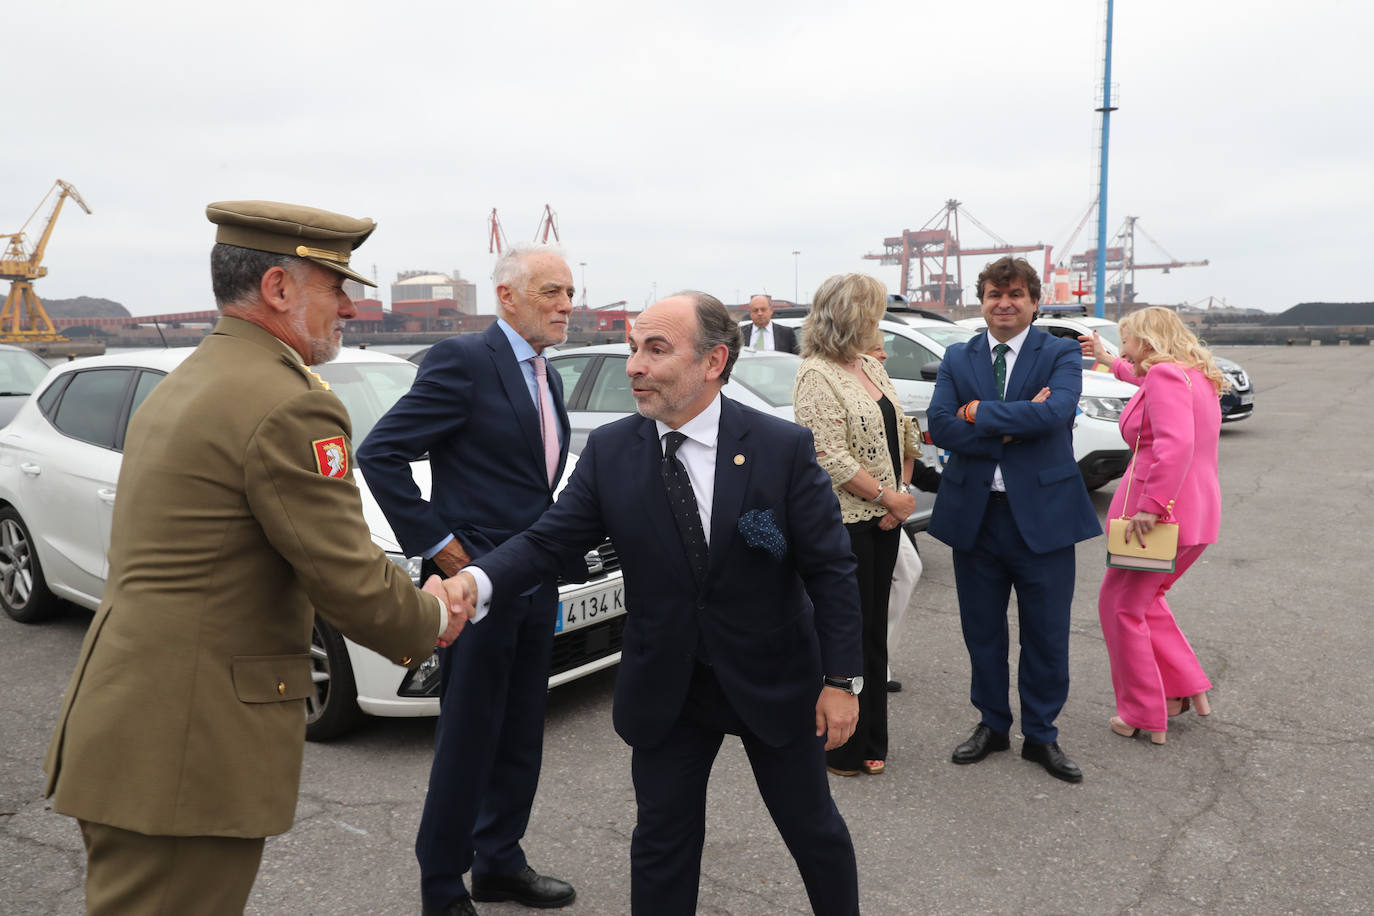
[401, 656, 412, 666]
[277, 681, 286, 695]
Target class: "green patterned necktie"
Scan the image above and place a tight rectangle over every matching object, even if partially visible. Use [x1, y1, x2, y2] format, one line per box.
[993, 343, 1010, 400]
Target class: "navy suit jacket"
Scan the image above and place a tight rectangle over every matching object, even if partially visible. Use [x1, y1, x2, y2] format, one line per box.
[476, 396, 862, 750]
[926, 326, 1101, 554]
[357, 324, 578, 575]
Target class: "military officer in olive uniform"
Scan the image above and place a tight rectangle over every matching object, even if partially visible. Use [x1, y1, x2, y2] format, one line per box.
[43, 200, 468, 915]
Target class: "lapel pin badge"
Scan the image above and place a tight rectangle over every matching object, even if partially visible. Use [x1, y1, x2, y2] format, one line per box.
[734, 454, 745, 466]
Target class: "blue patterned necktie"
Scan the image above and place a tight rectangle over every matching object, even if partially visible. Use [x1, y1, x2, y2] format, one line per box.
[993, 343, 1010, 400]
[661, 431, 708, 586]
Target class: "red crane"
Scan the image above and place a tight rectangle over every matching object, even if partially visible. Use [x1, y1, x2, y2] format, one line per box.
[487, 208, 508, 255]
[1068, 216, 1208, 307]
[534, 204, 560, 243]
[862, 200, 1051, 309]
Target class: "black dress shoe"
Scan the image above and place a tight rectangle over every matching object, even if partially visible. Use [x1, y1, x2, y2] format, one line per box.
[1021, 740, 1083, 783]
[951, 724, 1010, 764]
[422, 897, 477, 916]
[887, 679, 902, 693]
[471, 866, 576, 909]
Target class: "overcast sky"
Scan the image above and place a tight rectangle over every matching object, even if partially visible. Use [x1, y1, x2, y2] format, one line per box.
[8, 0, 1370, 317]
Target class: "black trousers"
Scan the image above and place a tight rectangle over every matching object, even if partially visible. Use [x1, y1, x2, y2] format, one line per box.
[629, 662, 859, 916]
[415, 558, 558, 909]
[826, 519, 902, 770]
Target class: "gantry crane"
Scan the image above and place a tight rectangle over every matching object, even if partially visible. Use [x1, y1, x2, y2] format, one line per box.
[862, 200, 1050, 309]
[1068, 216, 1208, 307]
[1, 180, 92, 342]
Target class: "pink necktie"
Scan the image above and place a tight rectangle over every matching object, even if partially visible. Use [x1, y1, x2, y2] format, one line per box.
[532, 356, 559, 488]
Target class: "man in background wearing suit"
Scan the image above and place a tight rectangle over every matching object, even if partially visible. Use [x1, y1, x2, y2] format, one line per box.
[740, 293, 799, 353]
[44, 200, 466, 915]
[452, 292, 863, 915]
[358, 243, 581, 916]
[926, 256, 1101, 784]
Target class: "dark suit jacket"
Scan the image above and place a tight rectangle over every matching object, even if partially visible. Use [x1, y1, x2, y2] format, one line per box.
[357, 323, 578, 576]
[740, 320, 799, 355]
[926, 326, 1101, 553]
[476, 396, 862, 750]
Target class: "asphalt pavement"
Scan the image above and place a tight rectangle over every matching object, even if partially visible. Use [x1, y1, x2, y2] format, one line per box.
[2, 345, 1371, 915]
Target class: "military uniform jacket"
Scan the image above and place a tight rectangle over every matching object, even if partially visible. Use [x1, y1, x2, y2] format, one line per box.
[44, 317, 439, 839]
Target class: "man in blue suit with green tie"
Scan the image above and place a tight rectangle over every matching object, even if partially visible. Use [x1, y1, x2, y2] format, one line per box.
[926, 257, 1102, 784]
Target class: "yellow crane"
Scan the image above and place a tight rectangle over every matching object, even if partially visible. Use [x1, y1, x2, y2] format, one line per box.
[0, 179, 92, 342]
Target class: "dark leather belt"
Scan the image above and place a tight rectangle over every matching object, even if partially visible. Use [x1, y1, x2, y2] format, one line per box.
[988, 490, 1009, 502]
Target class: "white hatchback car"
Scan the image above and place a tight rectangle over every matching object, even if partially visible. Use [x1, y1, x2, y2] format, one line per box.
[0, 346, 626, 740]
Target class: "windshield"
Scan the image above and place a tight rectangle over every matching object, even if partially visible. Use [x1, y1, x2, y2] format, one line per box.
[0, 348, 53, 395]
[914, 326, 977, 348]
[1093, 324, 1122, 348]
[730, 353, 801, 407]
[314, 360, 418, 443]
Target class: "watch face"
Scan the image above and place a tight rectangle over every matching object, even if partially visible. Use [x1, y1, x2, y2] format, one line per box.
[851, 675, 865, 696]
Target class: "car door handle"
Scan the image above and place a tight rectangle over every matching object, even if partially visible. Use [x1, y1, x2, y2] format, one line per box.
[20, 462, 40, 476]
[97, 488, 117, 505]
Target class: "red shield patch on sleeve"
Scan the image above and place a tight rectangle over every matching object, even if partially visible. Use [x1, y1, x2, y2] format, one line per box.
[312, 436, 350, 478]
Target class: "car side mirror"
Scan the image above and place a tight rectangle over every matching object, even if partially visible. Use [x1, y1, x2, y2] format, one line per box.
[920, 360, 941, 381]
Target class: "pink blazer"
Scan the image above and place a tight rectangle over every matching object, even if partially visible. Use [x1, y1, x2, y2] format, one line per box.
[1108, 358, 1222, 546]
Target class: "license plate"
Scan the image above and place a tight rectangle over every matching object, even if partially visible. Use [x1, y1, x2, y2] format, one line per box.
[556, 584, 625, 634]
[1240, 394, 1254, 405]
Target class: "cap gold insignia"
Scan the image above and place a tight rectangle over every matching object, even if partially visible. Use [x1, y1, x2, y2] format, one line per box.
[295, 244, 349, 264]
[734, 454, 745, 465]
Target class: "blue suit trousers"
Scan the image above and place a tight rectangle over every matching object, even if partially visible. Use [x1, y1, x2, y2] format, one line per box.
[952, 497, 1075, 743]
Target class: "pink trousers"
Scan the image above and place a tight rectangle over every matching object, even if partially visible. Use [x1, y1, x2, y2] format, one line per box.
[1098, 544, 1213, 732]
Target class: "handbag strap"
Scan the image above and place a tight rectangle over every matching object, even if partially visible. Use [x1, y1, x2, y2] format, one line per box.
[1118, 364, 1191, 521]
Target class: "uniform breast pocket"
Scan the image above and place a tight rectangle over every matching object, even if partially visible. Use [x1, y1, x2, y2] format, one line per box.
[231, 654, 313, 703]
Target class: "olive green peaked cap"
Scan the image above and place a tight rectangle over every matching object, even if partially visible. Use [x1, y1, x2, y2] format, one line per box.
[206, 200, 377, 286]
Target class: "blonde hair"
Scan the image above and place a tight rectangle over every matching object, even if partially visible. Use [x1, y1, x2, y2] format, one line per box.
[1118, 307, 1228, 393]
[802, 273, 887, 363]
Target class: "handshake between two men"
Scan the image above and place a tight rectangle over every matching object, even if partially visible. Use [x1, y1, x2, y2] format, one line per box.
[421, 573, 482, 647]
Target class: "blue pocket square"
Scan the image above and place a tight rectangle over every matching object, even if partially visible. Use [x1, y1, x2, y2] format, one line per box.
[738, 508, 787, 560]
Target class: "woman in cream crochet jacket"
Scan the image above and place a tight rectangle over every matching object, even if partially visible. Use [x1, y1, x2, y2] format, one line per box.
[793, 273, 924, 777]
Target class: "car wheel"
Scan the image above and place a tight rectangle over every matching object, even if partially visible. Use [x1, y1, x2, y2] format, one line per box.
[0, 508, 62, 623]
[305, 616, 362, 742]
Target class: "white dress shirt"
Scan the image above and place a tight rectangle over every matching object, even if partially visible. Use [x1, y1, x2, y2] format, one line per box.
[468, 393, 724, 620]
[989, 325, 1030, 493]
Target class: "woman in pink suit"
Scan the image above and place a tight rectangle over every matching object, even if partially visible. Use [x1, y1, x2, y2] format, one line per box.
[1083, 307, 1226, 745]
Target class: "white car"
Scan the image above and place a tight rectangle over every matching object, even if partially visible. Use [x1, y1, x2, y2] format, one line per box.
[777, 315, 1136, 490]
[0, 347, 626, 740]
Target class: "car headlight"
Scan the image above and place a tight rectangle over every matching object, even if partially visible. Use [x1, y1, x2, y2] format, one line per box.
[1079, 396, 1126, 421]
[399, 652, 443, 697]
[387, 552, 423, 586]
[1226, 369, 1249, 390]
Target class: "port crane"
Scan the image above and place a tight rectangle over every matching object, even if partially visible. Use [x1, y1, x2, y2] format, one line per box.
[1069, 215, 1208, 308]
[862, 200, 1050, 309]
[487, 204, 561, 256]
[1, 179, 92, 342]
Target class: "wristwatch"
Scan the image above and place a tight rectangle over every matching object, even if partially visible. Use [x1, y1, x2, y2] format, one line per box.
[824, 675, 865, 696]
[898, 481, 911, 494]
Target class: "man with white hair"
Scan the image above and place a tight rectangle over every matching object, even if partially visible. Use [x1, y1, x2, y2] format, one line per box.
[359, 244, 581, 915]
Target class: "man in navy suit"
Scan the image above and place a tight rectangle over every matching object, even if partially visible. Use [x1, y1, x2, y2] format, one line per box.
[739, 293, 800, 353]
[926, 257, 1101, 784]
[453, 292, 864, 915]
[357, 244, 582, 915]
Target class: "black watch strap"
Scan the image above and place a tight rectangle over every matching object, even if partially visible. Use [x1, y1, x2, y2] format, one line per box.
[824, 675, 861, 694]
